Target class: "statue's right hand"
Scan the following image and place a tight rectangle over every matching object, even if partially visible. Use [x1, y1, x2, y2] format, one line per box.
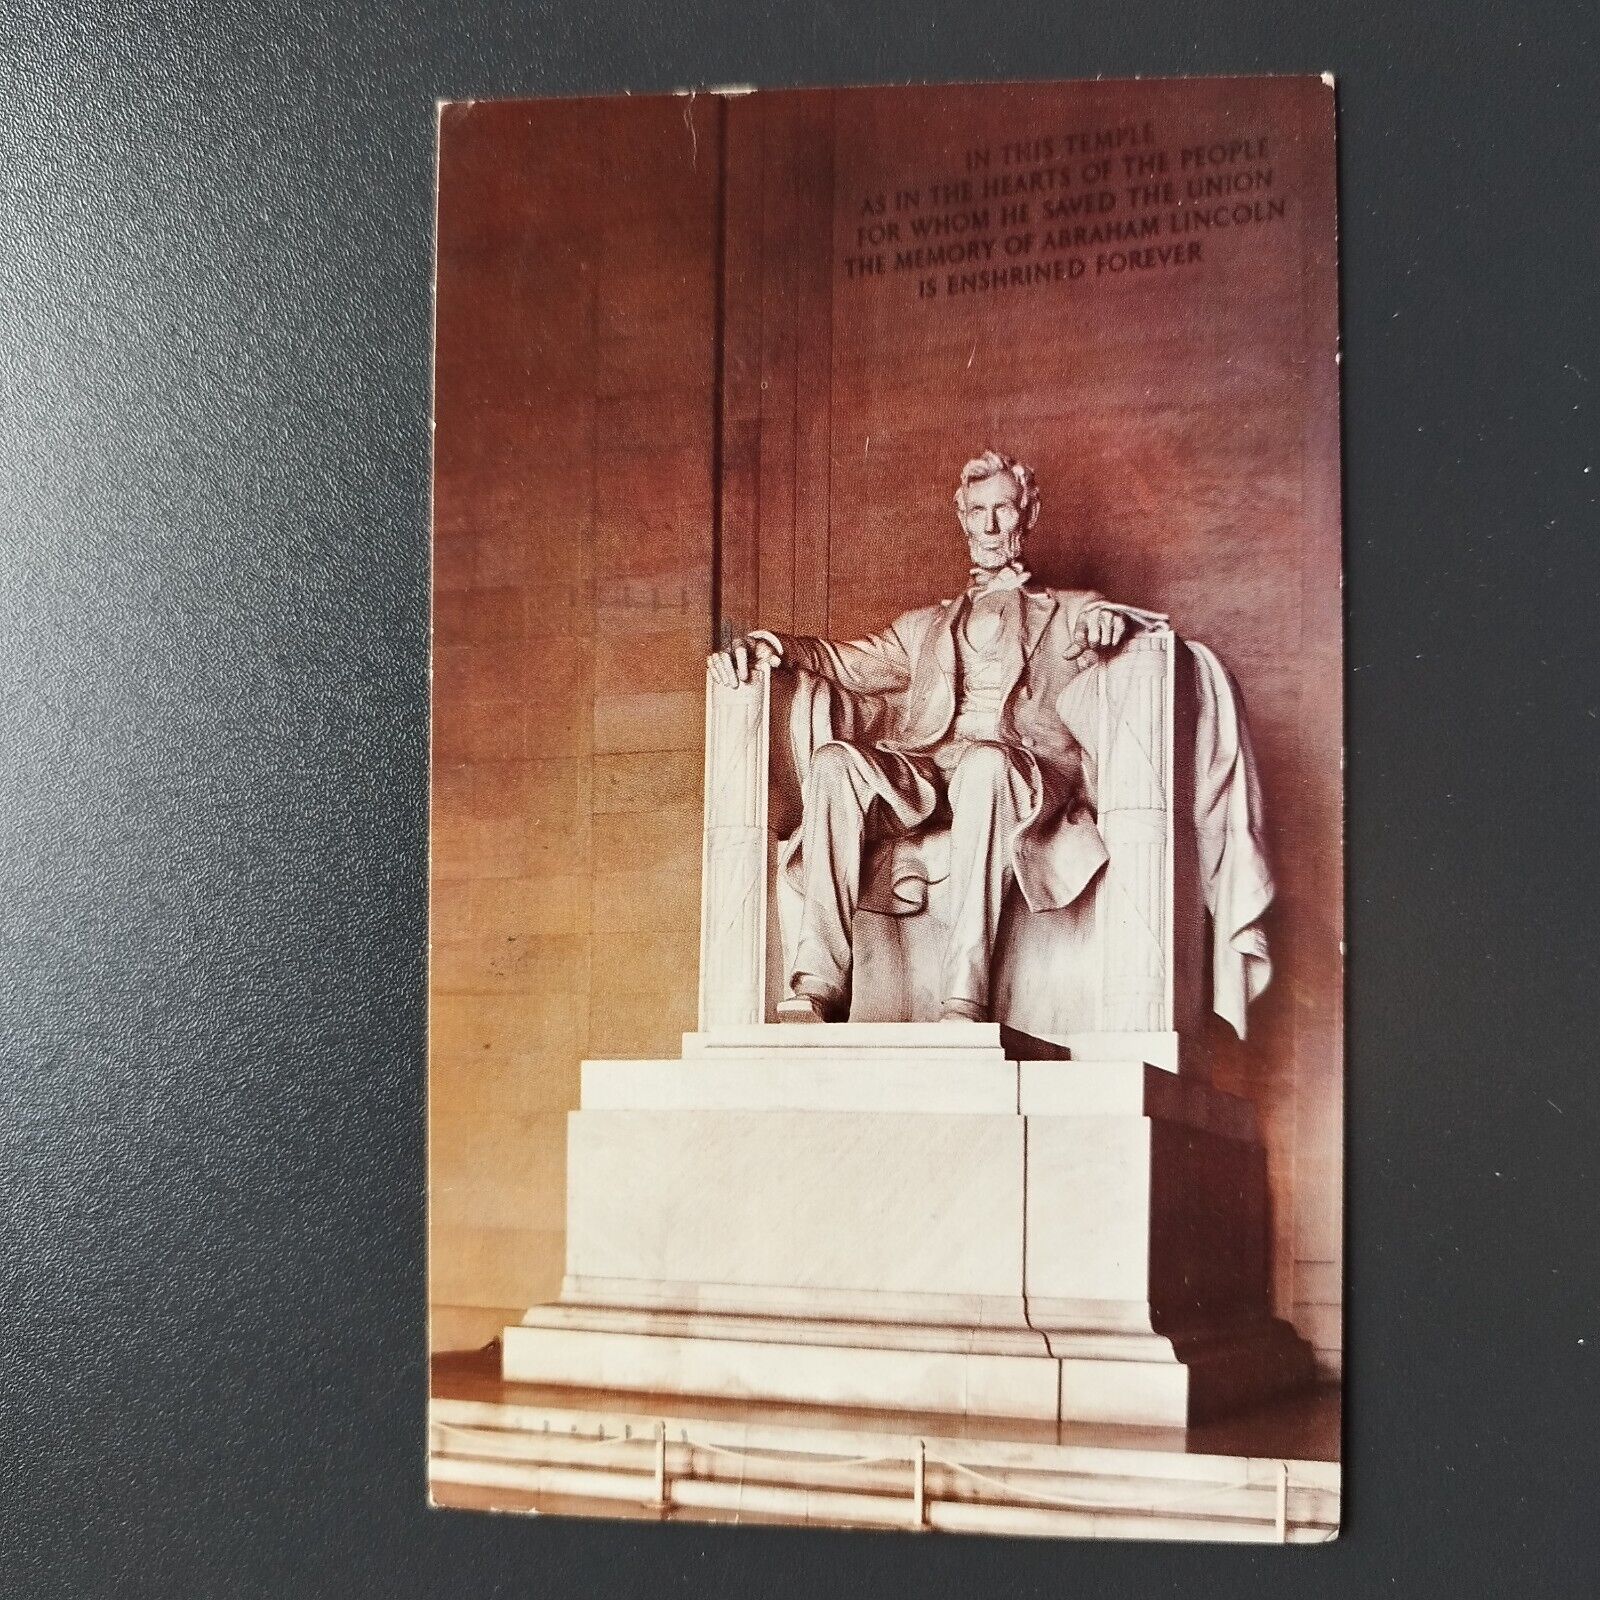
[708, 631, 783, 687]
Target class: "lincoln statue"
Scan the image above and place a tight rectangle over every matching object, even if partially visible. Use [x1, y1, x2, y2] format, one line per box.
[709, 449, 1166, 1026]
[507, 451, 1302, 1442]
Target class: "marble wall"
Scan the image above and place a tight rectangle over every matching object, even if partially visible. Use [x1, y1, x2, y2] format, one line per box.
[430, 97, 721, 1349]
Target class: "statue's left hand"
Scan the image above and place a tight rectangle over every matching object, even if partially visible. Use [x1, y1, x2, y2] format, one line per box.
[1064, 606, 1127, 660]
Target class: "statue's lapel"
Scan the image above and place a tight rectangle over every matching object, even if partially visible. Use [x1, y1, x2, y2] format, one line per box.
[926, 597, 962, 725]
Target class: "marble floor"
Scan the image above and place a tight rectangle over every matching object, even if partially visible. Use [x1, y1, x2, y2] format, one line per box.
[428, 1348, 1340, 1539]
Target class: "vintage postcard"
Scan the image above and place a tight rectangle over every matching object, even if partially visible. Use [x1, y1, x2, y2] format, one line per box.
[428, 75, 1342, 1540]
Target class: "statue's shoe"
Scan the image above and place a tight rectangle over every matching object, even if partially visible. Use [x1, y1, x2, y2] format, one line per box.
[776, 995, 831, 1023]
[939, 998, 989, 1022]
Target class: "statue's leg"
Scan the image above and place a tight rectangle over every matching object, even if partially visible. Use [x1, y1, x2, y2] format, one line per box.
[941, 742, 1031, 1018]
[791, 741, 933, 1012]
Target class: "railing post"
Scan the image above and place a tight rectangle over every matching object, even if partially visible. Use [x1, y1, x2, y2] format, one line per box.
[913, 1438, 927, 1530]
[654, 1420, 669, 1509]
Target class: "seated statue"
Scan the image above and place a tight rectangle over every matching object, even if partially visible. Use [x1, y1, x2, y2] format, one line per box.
[709, 449, 1170, 1025]
[508, 453, 1303, 1431]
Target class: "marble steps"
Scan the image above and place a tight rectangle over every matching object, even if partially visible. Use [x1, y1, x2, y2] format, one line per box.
[428, 1392, 1339, 1541]
[682, 1021, 1069, 1058]
[682, 1024, 1183, 1072]
[515, 1301, 1054, 1354]
[580, 1057, 1131, 1114]
[578, 1051, 1257, 1137]
[504, 1303, 1314, 1428]
[514, 1299, 1301, 1363]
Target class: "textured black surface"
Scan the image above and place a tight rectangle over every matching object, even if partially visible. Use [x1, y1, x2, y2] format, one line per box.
[1, 2, 1597, 1595]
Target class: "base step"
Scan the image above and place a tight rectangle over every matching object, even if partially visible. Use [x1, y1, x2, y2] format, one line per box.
[503, 1304, 1315, 1430]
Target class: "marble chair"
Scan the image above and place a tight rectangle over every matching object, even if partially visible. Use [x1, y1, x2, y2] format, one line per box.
[703, 628, 1212, 1073]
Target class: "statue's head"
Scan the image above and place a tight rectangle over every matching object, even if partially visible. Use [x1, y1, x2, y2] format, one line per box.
[953, 450, 1040, 573]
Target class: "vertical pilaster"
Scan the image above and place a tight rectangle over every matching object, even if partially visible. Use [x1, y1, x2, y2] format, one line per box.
[698, 666, 771, 1028]
[1095, 632, 1175, 1036]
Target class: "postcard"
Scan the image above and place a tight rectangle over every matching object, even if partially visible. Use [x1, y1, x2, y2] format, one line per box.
[428, 74, 1342, 1541]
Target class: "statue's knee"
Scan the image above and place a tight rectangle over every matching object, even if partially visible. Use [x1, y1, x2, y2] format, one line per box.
[806, 740, 860, 797]
[952, 742, 1009, 794]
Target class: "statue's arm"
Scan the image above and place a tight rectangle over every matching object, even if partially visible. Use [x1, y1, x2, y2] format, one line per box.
[710, 617, 914, 697]
[756, 623, 913, 697]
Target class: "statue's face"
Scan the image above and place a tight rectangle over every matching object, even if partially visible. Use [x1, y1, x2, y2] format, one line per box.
[959, 471, 1027, 571]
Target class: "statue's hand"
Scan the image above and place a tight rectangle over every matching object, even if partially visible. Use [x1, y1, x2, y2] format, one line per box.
[708, 630, 783, 687]
[1063, 606, 1127, 661]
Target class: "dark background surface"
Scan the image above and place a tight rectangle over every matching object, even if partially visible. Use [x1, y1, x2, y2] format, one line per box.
[1, 1, 1595, 1595]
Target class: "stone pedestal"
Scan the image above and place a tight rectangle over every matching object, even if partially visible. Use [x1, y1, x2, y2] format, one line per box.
[504, 1024, 1312, 1428]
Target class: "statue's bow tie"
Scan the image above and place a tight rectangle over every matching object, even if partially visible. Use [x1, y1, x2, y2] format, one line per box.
[967, 562, 1031, 597]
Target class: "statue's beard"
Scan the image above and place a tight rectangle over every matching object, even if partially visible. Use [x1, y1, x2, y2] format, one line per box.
[967, 529, 1024, 570]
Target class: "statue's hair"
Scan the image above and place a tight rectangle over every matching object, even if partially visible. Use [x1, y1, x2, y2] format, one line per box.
[954, 449, 1041, 529]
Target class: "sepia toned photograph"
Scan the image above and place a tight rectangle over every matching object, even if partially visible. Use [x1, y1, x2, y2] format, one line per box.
[427, 74, 1343, 1541]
